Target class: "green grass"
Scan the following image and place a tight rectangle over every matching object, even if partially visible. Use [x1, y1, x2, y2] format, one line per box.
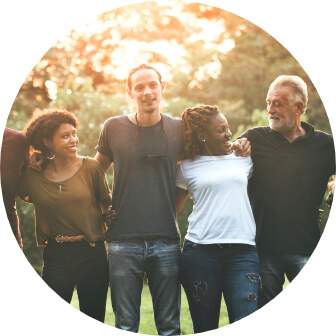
[71, 284, 228, 334]
[70, 278, 289, 334]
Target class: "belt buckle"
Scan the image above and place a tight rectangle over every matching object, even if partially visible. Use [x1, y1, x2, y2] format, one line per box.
[55, 236, 64, 244]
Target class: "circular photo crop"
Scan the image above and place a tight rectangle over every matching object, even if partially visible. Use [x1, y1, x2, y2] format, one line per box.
[1, 1, 335, 335]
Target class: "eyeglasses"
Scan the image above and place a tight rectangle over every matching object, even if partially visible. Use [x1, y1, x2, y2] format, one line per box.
[135, 113, 168, 157]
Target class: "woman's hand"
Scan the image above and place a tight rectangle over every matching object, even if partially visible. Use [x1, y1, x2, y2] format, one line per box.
[232, 138, 251, 157]
[102, 205, 116, 228]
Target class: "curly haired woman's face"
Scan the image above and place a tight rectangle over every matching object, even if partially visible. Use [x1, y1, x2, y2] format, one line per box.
[200, 113, 233, 156]
[44, 123, 78, 158]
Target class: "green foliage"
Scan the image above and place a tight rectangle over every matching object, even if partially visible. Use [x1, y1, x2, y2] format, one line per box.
[5, 0, 334, 272]
[51, 78, 130, 158]
[5, 111, 30, 132]
[16, 200, 43, 274]
[177, 196, 194, 244]
[8, 1, 332, 133]
[232, 108, 269, 139]
[163, 97, 201, 118]
[319, 177, 335, 234]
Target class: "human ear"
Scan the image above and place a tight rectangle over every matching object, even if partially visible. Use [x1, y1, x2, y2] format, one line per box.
[197, 131, 206, 143]
[127, 88, 134, 99]
[161, 81, 166, 93]
[295, 101, 304, 114]
[43, 138, 52, 149]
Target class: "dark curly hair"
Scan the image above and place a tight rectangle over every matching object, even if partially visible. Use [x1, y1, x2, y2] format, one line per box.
[182, 105, 220, 160]
[24, 109, 79, 157]
[127, 64, 162, 91]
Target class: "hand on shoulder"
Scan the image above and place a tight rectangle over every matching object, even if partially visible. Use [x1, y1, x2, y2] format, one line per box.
[232, 138, 251, 157]
[29, 152, 46, 171]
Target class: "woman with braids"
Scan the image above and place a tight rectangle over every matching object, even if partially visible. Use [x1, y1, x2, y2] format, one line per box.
[18, 109, 115, 322]
[176, 105, 259, 333]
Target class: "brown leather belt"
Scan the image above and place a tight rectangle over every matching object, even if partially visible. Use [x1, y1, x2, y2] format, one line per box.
[53, 235, 95, 247]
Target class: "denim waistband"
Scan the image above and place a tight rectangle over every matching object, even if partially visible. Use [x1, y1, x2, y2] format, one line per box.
[108, 238, 180, 244]
[185, 239, 255, 249]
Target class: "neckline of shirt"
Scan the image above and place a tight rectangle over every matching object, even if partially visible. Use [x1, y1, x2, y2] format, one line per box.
[267, 121, 313, 141]
[38, 156, 87, 184]
[191, 152, 238, 162]
[123, 114, 165, 129]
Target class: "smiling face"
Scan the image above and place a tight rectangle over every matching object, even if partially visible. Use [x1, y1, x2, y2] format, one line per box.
[44, 123, 78, 158]
[266, 86, 301, 135]
[127, 69, 165, 116]
[199, 113, 232, 156]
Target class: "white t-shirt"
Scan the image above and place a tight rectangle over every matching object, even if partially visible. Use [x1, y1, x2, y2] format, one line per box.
[176, 153, 256, 245]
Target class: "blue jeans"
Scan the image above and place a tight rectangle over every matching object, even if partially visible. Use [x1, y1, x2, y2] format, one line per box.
[42, 240, 109, 322]
[258, 251, 310, 308]
[180, 240, 260, 333]
[108, 240, 181, 335]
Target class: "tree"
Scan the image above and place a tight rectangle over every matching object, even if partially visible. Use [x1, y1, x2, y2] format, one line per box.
[8, 1, 330, 133]
[6, 1, 333, 271]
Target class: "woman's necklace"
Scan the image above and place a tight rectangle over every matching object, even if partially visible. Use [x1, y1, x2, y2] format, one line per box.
[44, 157, 82, 193]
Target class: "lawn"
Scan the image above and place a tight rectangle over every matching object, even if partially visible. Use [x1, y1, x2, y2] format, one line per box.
[71, 278, 289, 335]
[71, 284, 225, 334]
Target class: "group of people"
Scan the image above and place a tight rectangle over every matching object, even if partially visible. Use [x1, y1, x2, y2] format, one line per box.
[1, 63, 335, 335]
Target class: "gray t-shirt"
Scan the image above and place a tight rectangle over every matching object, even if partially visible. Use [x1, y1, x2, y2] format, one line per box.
[96, 114, 183, 241]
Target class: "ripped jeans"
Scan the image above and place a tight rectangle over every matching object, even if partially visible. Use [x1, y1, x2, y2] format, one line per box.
[180, 240, 260, 333]
[108, 240, 181, 335]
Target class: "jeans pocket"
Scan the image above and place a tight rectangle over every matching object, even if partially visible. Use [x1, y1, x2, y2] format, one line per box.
[108, 242, 120, 254]
[183, 239, 198, 250]
[154, 240, 181, 258]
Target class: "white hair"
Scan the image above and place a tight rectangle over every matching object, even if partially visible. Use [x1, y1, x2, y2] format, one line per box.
[269, 75, 308, 114]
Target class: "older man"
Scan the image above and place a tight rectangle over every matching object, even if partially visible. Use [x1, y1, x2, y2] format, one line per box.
[240, 76, 335, 308]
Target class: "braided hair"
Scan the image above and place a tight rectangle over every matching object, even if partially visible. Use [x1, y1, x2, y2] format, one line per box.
[182, 105, 220, 160]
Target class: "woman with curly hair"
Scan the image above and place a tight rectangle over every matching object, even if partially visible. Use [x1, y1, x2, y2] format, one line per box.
[19, 109, 114, 322]
[176, 105, 260, 333]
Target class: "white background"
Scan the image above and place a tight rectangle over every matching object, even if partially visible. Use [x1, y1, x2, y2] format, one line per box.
[0, 0, 335, 335]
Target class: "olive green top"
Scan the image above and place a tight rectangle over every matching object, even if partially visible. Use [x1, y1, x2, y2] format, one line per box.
[18, 157, 111, 246]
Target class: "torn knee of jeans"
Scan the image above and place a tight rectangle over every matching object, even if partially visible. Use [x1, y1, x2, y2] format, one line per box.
[196, 281, 207, 296]
[247, 273, 262, 290]
[190, 281, 208, 301]
[247, 292, 257, 301]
